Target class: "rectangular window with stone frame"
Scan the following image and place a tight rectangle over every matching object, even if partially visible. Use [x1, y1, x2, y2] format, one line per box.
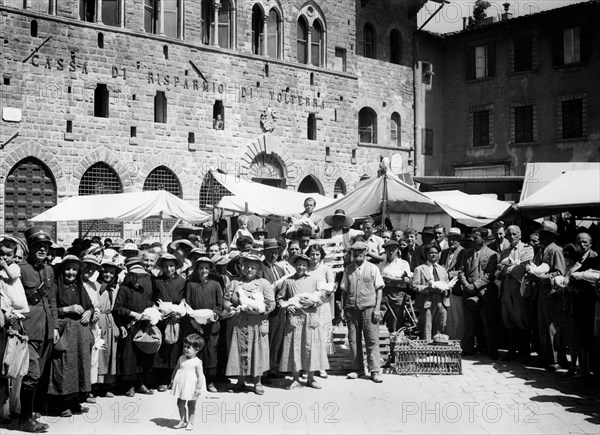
[561, 99, 583, 139]
[466, 42, 495, 80]
[472, 110, 490, 147]
[512, 34, 533, 73]
[553, 26, 590, 67]
[514, 105, 534, 143]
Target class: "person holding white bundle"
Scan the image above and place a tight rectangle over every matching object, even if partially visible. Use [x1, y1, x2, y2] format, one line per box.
[278, 254, 329, 389]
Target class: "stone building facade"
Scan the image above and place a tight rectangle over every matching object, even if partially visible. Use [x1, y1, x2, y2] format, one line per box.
[416, 1, 600, 190]
[0, 0, 426, 242]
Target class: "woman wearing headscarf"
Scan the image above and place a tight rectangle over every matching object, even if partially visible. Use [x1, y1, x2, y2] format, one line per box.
[224, 254, 274, 395]
[48, 255, 94, 417]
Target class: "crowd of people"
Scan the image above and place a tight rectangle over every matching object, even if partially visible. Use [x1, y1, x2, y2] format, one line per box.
[1, 196, 599, 432]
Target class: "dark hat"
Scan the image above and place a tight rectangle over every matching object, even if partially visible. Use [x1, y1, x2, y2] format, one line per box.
[190, 250, 215, 268]
[350, 240, 368, 251]
[539, 221, 559, 235]
[24, 226, 53, 245]
[419, 226, 434, 236]
[263, 238, 280, 251]
[253, 228, 268, 237]
[156, 252, 183, 269]
[289, 253, 311, 266]
[324, 209, 354, 227]
[382, 240, 399, 249]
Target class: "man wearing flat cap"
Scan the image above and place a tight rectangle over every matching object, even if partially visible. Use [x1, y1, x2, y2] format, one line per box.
[527, 221, 566, 371]
[18, 226, 59, 432]
[340, 240, 385, 383]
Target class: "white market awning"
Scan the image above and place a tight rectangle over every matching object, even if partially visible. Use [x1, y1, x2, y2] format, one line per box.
[423, 190, 512, 227]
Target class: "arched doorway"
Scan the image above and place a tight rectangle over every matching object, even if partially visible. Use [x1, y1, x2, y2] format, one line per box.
[297, 175, 323, 195]
[142, 166, 182, 235]
[248, 152, 285, 188]
[334, 178, 347, 198]
[4, 157, 57, 238]
[78, 162, 123, 238]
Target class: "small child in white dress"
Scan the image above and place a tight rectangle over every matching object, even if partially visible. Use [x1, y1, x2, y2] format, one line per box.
[170, 333, 206, 430]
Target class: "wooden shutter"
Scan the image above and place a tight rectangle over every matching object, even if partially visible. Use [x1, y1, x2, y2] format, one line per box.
[552, 29, 564, 66]
[487, 42, 495, 77]
[580, 24, 591, 63]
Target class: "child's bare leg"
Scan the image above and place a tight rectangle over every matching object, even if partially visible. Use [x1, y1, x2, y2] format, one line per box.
[174, 399, 187, 428]
[186, 400, 197, 430]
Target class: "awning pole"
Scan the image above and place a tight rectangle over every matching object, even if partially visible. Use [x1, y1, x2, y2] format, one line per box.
[159, 211, 164, 246]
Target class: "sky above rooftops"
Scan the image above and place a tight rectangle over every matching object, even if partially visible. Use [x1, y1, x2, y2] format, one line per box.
[417, 0, 589, 34]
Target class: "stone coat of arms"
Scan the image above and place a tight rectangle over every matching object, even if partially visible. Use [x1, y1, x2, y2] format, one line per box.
[260, 106, 277, 132]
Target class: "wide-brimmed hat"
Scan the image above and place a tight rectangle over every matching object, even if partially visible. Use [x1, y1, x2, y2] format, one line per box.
[156, 252, 183, 269]
[289, 253, 310, 267]
[324, 209, 354, 227]
[169, 239, 196, 251]
[350, 240, 368, 251]
[124, 256, 144, 270]
[187, 247, 207, 260]
[382, 240, 399, 249]
[100, 259, 124, 272]
[239, 253, 265, 268]
[121, 242, 139, 254]
[101, 248, 119, 263]
[262, 238, 280, 251]
[447, 228, 463, 239]
[58, 254, 81, 268]
[82, 254, 102, 269]
[539, 221, 559, 235]
[419, 226, 434, 236]
[128, 264, 148, 274]
[212, 254, 231, 266]
[24, 226, 54, 245]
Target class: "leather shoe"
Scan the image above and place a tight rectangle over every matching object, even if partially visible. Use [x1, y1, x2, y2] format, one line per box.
[60, 409, 73, 418]
[125, 387, 135, 397]
[346, 372, 359, 379]
[371, 372, 383, 383]
[136, 385, 154, 395]
[207, 383, 217, 393]
[157, 385, 168, 392]
[253, 384, 265, 395]
[19, 418, 49, 433]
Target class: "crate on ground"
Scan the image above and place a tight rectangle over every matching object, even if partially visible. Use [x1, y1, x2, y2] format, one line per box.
[394, 340, 462, 375]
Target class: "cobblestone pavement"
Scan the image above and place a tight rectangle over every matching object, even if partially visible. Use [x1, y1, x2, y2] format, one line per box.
[2, 355, 599, 434]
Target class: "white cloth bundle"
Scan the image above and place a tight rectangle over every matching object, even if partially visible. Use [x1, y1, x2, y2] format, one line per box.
[183, 301, 218, 325]
[317, 281, 336, 294]
[236, 289, 266, 313]
[141, 307, 162, 326]
[280, 292, 322, 309]
[431, 276, 458, 292]
[382, 270, 413, 280]
[156, 299, 187, 318]
[571, 269, 600, 284]
[526, 262, 550, 277]
[551, 275, 569, 288]
[286, 216, 318, 235]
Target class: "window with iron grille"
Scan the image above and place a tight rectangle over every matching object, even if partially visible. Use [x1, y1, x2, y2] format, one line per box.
[78, 162, 123, 238]
[199, 171, 232, 212]
[142, 166, 182, 234]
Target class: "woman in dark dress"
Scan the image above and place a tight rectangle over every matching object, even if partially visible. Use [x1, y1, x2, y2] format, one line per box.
[183, 254, 223, 392]
[48, 255, 94, 417]
[153, 253, 187, 392]
[113, 261, 155, 397]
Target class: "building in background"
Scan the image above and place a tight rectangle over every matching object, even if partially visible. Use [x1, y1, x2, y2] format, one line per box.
[0, 0, 428, 242]
[416, 0, 600, 200]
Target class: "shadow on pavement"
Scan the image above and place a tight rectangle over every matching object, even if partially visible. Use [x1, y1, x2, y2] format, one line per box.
[151, 417, 181, 428]
[471, 354, 600, 425]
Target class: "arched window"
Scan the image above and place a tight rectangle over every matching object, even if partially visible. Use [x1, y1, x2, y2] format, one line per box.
[391, 112, 401, 146]
[249, 152, 285, 188]
[364, 23, 376, 59]
[359, 108, 377, 144]
[142, 166, 182, 234]
[297, 17, 308, 64]
[79, 162, 123, 238]
[4, 158, 57, 239]
[251, 4, 263, 55]
[199, 171, 231, 212]
[311, 20, 323, 67]
[217, 0, 232, 49]
[334, 178, 346, 198]
[30, 20, 38, 37]
[266, 8, 281, 59]
[390, 29, 402, 64]
[298, 176, 323, 195]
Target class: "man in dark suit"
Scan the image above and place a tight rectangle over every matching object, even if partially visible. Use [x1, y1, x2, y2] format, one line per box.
[18, 226, 59, 433]
[261, 239, 287, 378]
[401, 228, 426, 272]
[459, 228, 500, 359]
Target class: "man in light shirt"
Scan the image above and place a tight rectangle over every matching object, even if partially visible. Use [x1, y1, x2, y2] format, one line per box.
[378, 240, 411, 335]
[360, 217, 384, 264]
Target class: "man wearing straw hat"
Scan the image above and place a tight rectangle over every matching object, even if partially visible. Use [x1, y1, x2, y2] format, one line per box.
[18, 226, 59, 433]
